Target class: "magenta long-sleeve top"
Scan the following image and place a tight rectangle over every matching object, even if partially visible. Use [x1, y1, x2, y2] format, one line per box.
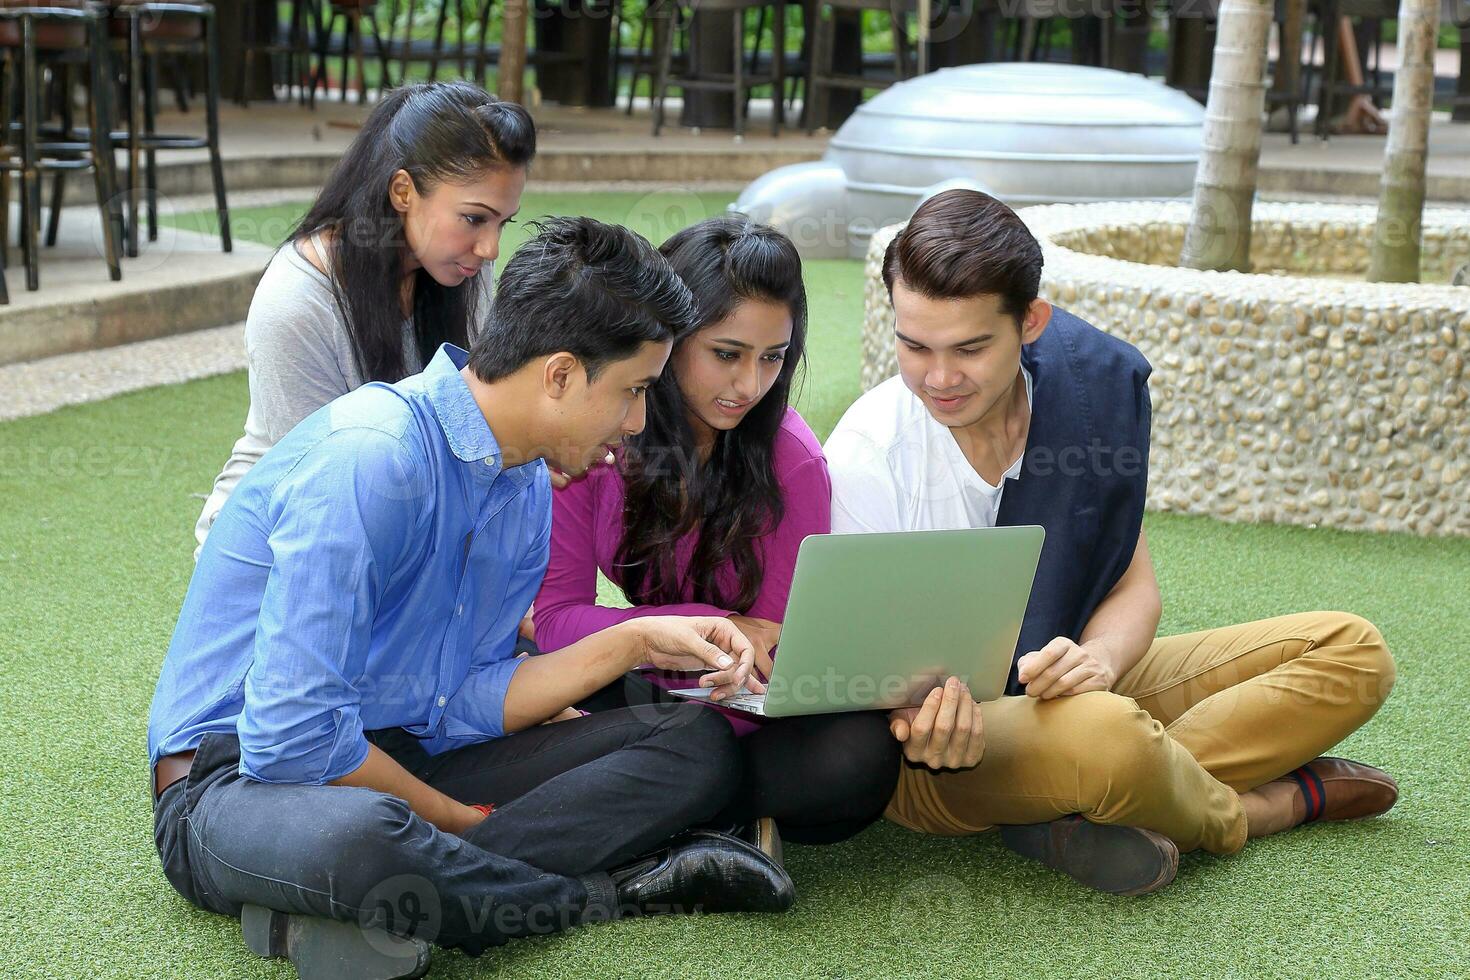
[533, 407, 833, 735]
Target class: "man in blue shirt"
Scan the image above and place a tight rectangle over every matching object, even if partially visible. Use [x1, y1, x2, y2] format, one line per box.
[149, 218, 791, 979]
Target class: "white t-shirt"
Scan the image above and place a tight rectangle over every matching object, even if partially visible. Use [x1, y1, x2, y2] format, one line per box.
[825, 369, 1032, 533]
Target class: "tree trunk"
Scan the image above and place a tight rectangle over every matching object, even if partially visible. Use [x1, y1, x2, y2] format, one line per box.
[1179, 0, 1273, 273]
[500, 0, 529, 103]
[1367, 0, 1439, 283]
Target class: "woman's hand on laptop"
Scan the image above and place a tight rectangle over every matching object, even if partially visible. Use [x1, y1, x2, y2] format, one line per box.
[727, 615, 780, 682]
[630, 616, 767, 701]
[888, 677, 985, 770]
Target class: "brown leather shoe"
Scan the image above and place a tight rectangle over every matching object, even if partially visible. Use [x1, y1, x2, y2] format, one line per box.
[1286, 757, 1398, 824]
[998, 817, 1179, 896]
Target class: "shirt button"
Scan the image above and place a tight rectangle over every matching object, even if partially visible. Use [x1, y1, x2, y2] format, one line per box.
[456, 604, 464, 616]
[437, 695, 447, 708]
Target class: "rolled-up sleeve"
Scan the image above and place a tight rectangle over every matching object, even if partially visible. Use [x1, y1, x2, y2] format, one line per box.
[430, 478, 550, 750]
[238, 428, 424, 784]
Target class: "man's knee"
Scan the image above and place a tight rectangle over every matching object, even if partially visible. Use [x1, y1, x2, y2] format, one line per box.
[317, 791, 433, 898]
[1342, 612, 1395, 702]
[1316, 611, 1396, 712]
[1043, 691, 1167, 789]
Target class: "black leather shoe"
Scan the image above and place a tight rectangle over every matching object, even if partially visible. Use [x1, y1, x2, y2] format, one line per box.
[999, 816, 1179, 896]
[610, 830, 796, 916]
[241, 904, 431, 980]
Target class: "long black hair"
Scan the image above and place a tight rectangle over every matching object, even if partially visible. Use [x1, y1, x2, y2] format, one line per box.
[615, 216, 809, 611]
[291, 81, 536, 383]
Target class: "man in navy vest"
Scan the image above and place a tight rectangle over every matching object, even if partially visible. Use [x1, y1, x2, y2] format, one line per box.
[824, 190, 1399, 895]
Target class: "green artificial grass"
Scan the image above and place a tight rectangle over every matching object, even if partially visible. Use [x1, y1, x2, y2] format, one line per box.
[10, 193, 1469, 979]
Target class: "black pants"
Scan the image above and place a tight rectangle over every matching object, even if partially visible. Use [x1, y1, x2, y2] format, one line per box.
[152, 704, 737, 955]
[579, 673, 901, 845]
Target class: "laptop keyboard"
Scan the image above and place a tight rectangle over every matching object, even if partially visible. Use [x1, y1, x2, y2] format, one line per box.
[716, 692, 768, 715]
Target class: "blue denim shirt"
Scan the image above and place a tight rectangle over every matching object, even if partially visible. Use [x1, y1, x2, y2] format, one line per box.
[147, 345, 550, 784]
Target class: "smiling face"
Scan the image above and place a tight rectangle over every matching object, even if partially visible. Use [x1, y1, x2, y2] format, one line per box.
[539, 340, 674, 478]
[671, 298, 794, 445]
[891, 280, 1049, 431]
[391, 165, 526, 286]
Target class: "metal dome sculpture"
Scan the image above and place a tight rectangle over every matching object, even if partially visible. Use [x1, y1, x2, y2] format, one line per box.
[732, 62, 1206, 259]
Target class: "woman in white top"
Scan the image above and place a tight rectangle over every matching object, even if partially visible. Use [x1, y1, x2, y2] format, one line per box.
[194, 80, 535, 550]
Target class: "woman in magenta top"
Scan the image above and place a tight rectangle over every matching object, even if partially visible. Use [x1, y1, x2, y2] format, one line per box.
[534, 216, 899, 846]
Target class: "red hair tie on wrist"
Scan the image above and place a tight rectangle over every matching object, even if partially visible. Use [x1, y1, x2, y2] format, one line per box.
[472, 804, 495, 817]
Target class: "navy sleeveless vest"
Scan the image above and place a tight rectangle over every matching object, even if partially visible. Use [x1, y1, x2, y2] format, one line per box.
[995, 307, 1153, 694]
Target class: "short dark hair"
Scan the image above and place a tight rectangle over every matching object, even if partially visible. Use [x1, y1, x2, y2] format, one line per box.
[468, 216, 698, 382]
[882, 189, 1043, 323]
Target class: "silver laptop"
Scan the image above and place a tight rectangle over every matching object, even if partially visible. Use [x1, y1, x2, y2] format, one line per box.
[669, 526, 1044, 717]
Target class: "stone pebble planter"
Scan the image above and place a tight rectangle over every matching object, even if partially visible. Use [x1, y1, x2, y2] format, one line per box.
[862, 201, 1470, 537]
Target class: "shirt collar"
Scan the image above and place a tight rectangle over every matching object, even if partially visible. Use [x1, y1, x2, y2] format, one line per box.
[424, 344, 504, 466]
[423, 344, 544, 488]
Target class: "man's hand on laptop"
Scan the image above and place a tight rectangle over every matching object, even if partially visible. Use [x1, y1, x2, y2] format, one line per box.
[727, 615, 780, 681]
[1016, 637, 1116, 699]
[631, 616, 766, 701]
[888, 677, 985, 770]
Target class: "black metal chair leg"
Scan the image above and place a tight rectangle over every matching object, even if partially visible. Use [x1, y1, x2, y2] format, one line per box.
[204, 6, 231, 252]
[86, 18, 120, 282]
[238, 0, 256, 106]
[0, 51, 9, 266]
[651, 5, 675, 135]
[126, 12, 142, 257]
[772, 0, 784, 133]
[626, 12, 648, 114]
[20, 17, 40, 290]
[398, 0, 418, 83]
[335, 10, 348, 100]
[473, 0, 492, 85]
[310, 0, 330, 106]
[429, 0, 450, 80]
[43, 170, 61, 247]
[455, 0, 468, 76]
[144, 50, 159, 242]
[731, 9, 745, 139]
[369, 6, 393, 89]
[351, 12, 369, 103]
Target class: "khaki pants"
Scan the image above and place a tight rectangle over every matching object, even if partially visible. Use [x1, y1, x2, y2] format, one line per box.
[885, 612, 1396, 854]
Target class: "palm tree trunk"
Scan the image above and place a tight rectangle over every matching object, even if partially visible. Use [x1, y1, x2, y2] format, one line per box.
[1180, 0, 1273, 272]
[1367, 0, 1440, 283]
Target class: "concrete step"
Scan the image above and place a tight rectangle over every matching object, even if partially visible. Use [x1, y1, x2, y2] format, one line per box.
[0, 201, 270, 367]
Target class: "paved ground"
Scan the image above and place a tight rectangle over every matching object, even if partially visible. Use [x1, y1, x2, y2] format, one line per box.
[0, 322, 247, 422]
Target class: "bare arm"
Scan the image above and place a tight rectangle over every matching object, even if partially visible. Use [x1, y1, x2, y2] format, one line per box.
[333, 744, 485, 835]
[1076, 528, 1162, 682]
[503, 616, 760, 733]
[1017, 529, 1162, 697]
[334, 616, 758, 835]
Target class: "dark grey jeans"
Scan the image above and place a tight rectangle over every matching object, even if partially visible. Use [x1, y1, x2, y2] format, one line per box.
[152, 703, 738, 954]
